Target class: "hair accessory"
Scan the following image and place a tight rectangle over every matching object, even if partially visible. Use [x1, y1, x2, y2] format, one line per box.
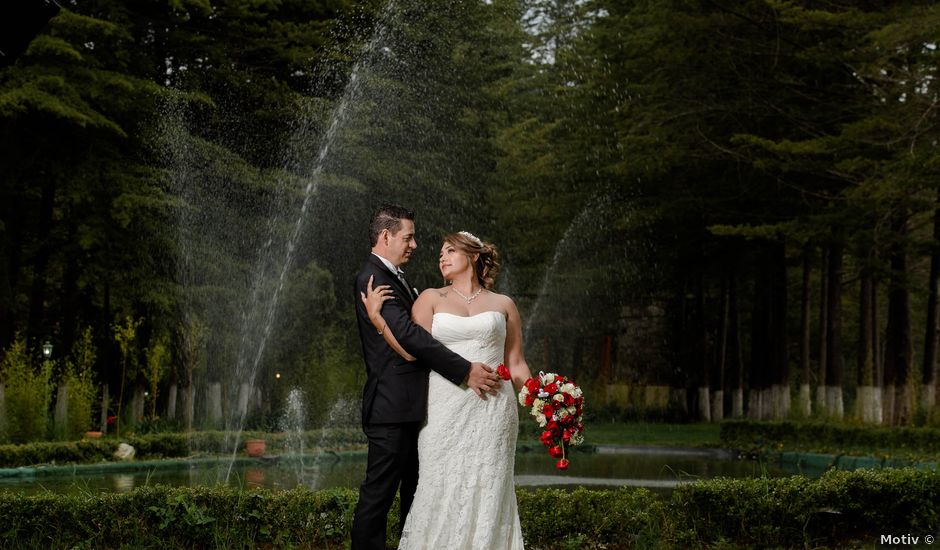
[458, 231, 483, 246]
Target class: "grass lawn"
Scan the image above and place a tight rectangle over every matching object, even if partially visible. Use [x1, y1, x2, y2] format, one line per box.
[583, 421, 721, 447]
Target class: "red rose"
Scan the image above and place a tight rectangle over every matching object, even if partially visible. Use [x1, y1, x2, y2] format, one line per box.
[564, 394, 574, 406]
[562, 429, 572, 443]
[496, 363, 511, 380]
[546, 420, 559, 433]
[556, 458, 569, 470]
[549, 445, 564, 458]
[525, 393, 536, 407]
[524, 378, 540, 393]
[544, 383, 558, 395]
[542, 403, 554, 417]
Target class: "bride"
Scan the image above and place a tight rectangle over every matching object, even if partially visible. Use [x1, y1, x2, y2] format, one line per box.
[362, 230, 530, 549]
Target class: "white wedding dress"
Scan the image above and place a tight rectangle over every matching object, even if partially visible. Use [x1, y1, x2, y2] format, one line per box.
[398, 311, 524, 550]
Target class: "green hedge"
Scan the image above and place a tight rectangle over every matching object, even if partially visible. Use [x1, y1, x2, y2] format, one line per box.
[669, 468, 939, 548]
[0, 429, 366, 468]
[0, 468, 937, 548]
[720, 419, 940, 457]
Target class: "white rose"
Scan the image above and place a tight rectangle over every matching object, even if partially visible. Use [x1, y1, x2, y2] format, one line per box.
[571, 432, 584, 446]
[553, 394, 565, 402]
[535, 414, 546, 426]
[567, 405, 577, 416]
[532, 398, 544, 411]
[573, 387, 583, 398]
[518, 392, 528, 406]
[557, 409, 569, 419]
[561, 383, 575, 394]
[543, 373, 555, 384]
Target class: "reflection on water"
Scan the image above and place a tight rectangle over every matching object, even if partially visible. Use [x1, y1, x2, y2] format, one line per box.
[0, 447, 813, 496]
[113, 474, 135, 493]
[244, 468, 265, 489]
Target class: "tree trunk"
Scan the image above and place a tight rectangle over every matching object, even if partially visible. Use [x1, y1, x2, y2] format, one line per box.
[923, 192, 940, 413]
[769, 242, 790, 418]
[167, 382, 178, 420]
[816, 247, 829, 415]
[183, 382, 195, 431]
[872, 277, 883, 424]
[712, 274, 729, 422]
[884, 217, 914, 425]
[59, 223, 80, 355]
[25, 177, 56, 347]
[729, 273, 744, 417]
[54, 383, 68, 439]
[131, 382, 145, 424]
[825, 242, 844, 418]
[99, 384, 109, 434]
[694, 276, 710, 421]
[207, 381, 223, 428]
[798, 247, 812, 416]
[749, 245, 774, 419]
[857, 259, 876, 423]
[0, 199, 26, 347]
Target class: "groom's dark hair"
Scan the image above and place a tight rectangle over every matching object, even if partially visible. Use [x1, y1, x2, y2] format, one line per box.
[369, 203, 415, 246]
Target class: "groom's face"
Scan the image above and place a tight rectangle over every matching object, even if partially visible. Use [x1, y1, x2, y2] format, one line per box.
[385, 219, 417, 267]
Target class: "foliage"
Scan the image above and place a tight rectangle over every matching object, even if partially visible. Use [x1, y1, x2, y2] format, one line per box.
[112, 316, 142, 434]
[59, 328, 97, 439]
[0, 428, 366, 468]
[0, 339, 52, 444]
[0, 470, 937, 548]
[2, 0, 940, 427]
[144, 336, 169, 420]
[668, 468, 940, 548]
[720, 420, 940, 458]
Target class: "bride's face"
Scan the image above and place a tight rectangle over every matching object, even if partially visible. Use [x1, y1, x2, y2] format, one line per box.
[439, 241, 474, 281]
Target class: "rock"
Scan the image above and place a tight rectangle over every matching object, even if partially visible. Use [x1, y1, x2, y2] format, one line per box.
[113, 442, 136, 461]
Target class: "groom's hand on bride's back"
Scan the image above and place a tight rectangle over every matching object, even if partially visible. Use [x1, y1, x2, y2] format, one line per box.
[466, 362, 501, 398]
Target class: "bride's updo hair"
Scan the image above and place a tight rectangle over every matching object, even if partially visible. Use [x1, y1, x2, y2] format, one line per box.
[443, 231, 500, 290]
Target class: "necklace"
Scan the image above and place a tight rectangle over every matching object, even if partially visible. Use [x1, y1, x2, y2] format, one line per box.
[452, 286, 484, 303]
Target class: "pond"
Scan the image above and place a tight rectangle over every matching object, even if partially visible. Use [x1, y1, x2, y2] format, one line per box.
[0, 445, 815, 496]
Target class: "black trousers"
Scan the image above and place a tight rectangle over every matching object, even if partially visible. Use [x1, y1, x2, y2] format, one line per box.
[351, 422, 421, 550]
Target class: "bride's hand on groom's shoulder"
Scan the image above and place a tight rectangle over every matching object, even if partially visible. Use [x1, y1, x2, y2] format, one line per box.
[361, 274, 394, 326]
[466, 362, 501, 399]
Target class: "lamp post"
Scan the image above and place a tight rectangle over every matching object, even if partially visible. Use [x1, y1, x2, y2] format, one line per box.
[42, 341, 53, 360]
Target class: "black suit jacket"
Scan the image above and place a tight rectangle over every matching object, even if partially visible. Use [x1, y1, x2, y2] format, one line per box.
[354, 254, 470, 424]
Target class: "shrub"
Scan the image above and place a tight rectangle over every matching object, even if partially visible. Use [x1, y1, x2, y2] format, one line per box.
[0, 428, 367, 468]
[666, 468, 940, 548]
[0, 486, 358, 549]
[59, 329, 98, 440]
[518, 487, 660, 548]
[0, 470, 937, 549]
[719, 419, 940, 457]
[0, 340, 53, 444]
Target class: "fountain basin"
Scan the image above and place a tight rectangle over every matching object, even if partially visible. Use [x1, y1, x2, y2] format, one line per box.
[0, 445, 810, 496]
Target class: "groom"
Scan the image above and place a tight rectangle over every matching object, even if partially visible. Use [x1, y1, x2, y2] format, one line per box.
[351, 203, 500, 550]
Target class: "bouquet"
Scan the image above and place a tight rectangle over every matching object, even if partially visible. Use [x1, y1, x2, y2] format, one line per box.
[517, 371, 585, 470]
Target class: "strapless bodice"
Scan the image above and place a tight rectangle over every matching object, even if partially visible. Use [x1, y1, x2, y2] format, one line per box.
[431, 311, 506, 366]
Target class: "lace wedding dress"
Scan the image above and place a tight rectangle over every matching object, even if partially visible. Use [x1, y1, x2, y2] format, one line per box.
[398, 311, 524, 550]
